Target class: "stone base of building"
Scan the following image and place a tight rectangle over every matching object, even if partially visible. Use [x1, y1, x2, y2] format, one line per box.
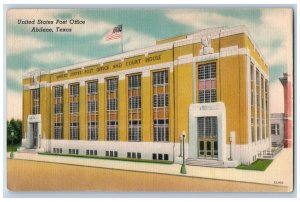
[19, 137, 271, 167]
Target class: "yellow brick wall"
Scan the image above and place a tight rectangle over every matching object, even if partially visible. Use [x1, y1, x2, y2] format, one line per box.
[79, 84, 87, 140]
[63, 86, 69, 140]
[22, 89, 31, 138]
[118, 78, 127, 141]
[98, 82, 105, 141]
[141, 75, 151, 142]
[219, 55, 248, 145]
[174, 63, 193, 142]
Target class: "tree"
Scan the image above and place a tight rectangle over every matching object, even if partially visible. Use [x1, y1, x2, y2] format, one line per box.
[7, 119, 22, 145]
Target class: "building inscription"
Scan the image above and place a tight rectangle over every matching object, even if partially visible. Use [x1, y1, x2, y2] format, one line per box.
[54, 54, 163, 80]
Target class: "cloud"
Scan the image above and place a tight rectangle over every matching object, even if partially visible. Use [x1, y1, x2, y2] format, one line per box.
[269, 80, 284, 113]
[7, 67, 23, 87]
[31, 51, 90, 65]
[6, 35, 50, 55]
[6, 90, 22, 120]
[62, 17, 115, 36]
[99, 28, 156, 52]
[165, 9, 293, 70]
[166, 9, 243, 30]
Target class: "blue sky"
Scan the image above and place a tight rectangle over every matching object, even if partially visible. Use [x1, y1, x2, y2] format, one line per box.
[6, 8, 293, 119]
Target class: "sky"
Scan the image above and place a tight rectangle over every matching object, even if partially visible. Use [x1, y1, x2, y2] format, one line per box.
[6, 8, 293, 120]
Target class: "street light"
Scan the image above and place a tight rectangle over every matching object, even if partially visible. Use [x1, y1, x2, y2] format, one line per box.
[10, 131, 14, 159]
[180, 130, 187, 174]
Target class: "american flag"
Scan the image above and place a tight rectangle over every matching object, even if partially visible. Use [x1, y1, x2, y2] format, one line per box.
[105, 25, 123, 41]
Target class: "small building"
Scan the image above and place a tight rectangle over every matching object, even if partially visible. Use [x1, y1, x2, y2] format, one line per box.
[20, 25, 271, 167]
[270, 113, 284, 146]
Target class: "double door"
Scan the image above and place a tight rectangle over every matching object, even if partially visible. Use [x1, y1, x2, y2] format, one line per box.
[32, 123, 38, 148]
[198, 138, 218, 159]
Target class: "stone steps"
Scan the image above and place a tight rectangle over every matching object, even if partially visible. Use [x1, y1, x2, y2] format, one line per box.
[186, 158, 225, 167]
[17, 147, 38, 153]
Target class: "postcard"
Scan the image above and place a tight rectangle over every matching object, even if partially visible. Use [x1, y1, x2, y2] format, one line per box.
[6, 7, 294, 193]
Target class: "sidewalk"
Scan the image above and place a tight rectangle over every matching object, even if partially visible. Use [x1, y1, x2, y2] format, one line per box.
[8, 148, 293, 190]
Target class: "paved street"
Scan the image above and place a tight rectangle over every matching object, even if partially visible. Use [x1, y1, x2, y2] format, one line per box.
[7, 148, 293, 190]
[7, 159, 289, 192]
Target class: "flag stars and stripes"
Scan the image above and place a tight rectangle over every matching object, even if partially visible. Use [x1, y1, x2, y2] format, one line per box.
[105, 25, 123, 41]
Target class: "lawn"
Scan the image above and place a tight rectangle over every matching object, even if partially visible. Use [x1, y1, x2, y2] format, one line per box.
[7, 145, 20, 152]
[237, 159, 273, 171]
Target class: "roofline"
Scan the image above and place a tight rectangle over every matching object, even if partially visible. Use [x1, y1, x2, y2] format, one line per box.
[23, 25, 268, 79]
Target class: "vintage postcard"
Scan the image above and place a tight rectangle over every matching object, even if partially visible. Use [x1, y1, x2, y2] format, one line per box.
[6, 7, 294, 193]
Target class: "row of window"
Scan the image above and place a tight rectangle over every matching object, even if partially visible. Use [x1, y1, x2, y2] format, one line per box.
[127, 152, 141, 159]
[106, 150, 118, 157]
[53, 148, 62, 154]
[48, 64, 218, 142]
[152, 153, 169, 161]
[86, 150, 97, 156]
[250, 62, 269, 143]
[52, 148, 169, 161]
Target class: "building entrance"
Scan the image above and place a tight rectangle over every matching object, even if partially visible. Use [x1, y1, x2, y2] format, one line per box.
[32, 123, 38, 148]
[197, 116, 218, 159]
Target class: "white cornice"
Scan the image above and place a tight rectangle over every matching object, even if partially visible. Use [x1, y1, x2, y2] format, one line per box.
[23, 25, 268, 79]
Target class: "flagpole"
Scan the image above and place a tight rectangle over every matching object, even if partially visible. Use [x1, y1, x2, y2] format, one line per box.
[121, 24, 123, 53]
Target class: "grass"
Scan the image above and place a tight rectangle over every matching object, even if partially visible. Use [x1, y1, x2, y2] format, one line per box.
[237, 159, 273, 171]
[39, 152, 174, 165]
[7, 145, 20, 152]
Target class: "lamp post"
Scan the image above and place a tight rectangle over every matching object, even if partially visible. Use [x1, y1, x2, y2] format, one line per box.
[179, 135, 182, 157]
[180, 130, 187, 174]
[10, 132, 14, 159]
[229, 135, 232, 161]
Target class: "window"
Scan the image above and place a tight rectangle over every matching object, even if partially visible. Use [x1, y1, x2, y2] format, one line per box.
[153, 71, 169, 142]
[153, 71, 168, 85]
[129, 97, 141, 109]
[54, 122, 63, 139]
[88, 82, 98, 94]
[128, 75, 142, 142]
[105, 151, 118, 157]
[87, 81, 98, 140]
[154, 119, 169, 142]
[88, 122, 98, 140]
[198, 63, 216, 103]
[153, 94, 169, 107]
[68, 149, 79, 155]
[256, 70, 261, 141]
[32, 89, 40, 114]
[271, 124, 280, 135]
[54, 86, 63, 139]
[70, 84, 79, 140]
[88, 101, 98, 112]
[107, 78, 118, 141]
[107, 99, 118, 110]
[70, 122, 79, 140]
[86, 150, 97, 156]
[53, 148, 62, 154]
[197, 117, 217, 138]
[127, 152, 142, 159]
[70, 84, 79, 96]
[152, 153, 169, 161]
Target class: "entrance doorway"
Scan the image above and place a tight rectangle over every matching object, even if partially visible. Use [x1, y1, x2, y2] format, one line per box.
[32, 123, 38, 148]
[198, 139, 218, 159]
[197, 117, 218, 159]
